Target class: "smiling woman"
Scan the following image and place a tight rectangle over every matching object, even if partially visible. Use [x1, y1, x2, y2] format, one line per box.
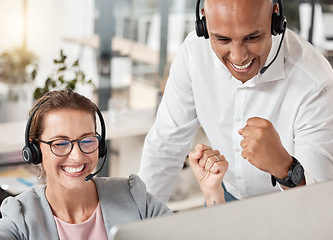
[0, 89, 172, 240]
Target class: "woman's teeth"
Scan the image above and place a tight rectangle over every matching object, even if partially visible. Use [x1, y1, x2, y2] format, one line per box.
[233, 60, 252, 70]
[62, 165, 85, 173]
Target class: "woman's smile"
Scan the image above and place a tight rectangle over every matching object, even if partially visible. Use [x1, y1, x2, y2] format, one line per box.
[61, 164, 86, 174]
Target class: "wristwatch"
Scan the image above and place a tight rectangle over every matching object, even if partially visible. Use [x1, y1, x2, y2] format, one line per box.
[271, 157, 304, 188]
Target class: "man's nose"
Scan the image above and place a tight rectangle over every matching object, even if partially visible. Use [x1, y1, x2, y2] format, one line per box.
[229, 42, 248, 65]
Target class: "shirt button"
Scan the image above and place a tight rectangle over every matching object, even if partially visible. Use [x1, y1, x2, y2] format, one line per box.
[235, 148, 241, 152]
[237, 175, 242, 180]
[235, 117, 241, 122]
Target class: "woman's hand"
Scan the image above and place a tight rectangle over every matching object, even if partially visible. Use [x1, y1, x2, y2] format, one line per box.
[189, 144, 229, 206]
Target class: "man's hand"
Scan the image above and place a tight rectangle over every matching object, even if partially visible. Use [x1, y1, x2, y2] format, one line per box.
[238, 117, 293, 179]
[189, 144, 228, 206]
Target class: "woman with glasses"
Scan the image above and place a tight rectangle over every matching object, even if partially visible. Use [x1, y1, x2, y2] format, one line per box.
[0, 89, 172, 239]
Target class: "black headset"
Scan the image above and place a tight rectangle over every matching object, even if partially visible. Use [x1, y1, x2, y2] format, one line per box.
[22, 97, 107, 165]
[195, 0, 287, 39]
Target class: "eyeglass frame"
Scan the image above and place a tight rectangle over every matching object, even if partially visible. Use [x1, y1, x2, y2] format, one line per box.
[38, 135, 102, 157]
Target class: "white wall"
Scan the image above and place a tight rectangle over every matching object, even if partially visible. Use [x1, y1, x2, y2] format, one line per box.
[0, 0, 98, 99]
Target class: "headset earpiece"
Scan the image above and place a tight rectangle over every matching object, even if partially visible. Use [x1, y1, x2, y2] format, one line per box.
[195, 0, 209, 39]
[271, 12, 286, 36]
[98, 140, 106, 158]
[195, 16, 209, 39]
[22, 142, 42, 165]
[22, 98, 50, 165]
[96, 107, 107, 158]
[271, 0, 286, 36]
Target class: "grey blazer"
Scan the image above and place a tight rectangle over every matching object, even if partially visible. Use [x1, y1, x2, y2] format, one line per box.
[0, 174, 172, 239]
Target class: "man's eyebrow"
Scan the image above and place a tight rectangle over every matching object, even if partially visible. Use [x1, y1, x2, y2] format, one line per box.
[210, 32, 230, 39]
[210, 30, 262, 39]
[244, 30, 261, 37]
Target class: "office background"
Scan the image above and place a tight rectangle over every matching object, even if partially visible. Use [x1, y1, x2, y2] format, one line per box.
[0, 0, 332, 211]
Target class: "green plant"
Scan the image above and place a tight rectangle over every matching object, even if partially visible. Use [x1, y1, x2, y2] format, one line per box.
[33, 49, 95, 100]
[0, 47, 37, 85]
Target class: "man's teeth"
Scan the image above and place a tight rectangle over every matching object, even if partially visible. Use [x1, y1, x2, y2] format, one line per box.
[62, 165, 85, 173]
[233, 60, 252, 70]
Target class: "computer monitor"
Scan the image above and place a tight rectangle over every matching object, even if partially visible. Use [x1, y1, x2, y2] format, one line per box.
[110, 180, 333, 240]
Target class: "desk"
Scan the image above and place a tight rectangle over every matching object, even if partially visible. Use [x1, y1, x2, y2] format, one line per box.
[111, 180, 333, 240]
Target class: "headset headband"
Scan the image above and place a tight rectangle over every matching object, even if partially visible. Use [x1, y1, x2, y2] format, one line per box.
[24, 97, 50, 149]
[195, 0, 286, 38]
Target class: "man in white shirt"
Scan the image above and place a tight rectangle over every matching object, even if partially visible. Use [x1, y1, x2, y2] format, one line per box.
[138, 0, 333, 202]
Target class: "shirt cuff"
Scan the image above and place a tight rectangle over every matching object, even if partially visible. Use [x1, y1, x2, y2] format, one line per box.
[277, 181, 285, 191]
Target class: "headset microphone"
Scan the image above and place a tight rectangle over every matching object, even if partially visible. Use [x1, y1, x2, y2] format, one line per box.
[260, 21, 287, 75]
[85, 149, 108, 181]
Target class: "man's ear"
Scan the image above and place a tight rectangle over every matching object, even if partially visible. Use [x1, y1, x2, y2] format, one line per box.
[201, 8, 205, 17]
[273, 3, 279, 14]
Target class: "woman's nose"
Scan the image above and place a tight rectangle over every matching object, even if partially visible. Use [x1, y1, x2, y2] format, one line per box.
[68, 142, 83, 160]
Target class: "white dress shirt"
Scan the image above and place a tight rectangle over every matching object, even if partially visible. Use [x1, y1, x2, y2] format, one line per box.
[138, 29, 333, 202]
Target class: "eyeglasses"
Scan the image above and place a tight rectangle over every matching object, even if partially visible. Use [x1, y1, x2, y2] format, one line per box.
[39, 136, 101, 157]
